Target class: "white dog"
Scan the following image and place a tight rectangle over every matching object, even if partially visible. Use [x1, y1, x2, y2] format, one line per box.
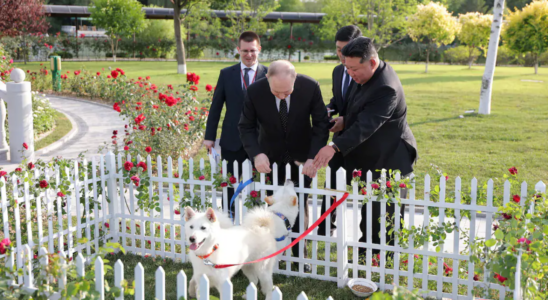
[185, 180, 299, 300]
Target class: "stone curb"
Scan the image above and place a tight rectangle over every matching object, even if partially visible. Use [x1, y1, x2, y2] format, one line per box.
[45, 94, 112, 109]
[35, 108, 79, 156]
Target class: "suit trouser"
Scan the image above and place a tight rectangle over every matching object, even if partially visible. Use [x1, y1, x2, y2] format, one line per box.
[267, 161, 311, 258]
[358, 174, 408, 256]
[317, 151, 344, 236]
[221, 146, 248, 215]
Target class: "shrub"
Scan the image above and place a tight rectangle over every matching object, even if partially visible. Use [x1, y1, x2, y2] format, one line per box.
[324, 55, 338, 60]
[303, 55, 310, 60]
[234, 53, 240, 60]
[31, 92, 56, 137]
[444, 45, 481, 65]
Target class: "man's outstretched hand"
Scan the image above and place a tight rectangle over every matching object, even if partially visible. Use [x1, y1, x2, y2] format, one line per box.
[203, 140, 215, 154]
[302, 159, 317, 178]
[254, 153, 271, 173]
[314, 145, 336, 169]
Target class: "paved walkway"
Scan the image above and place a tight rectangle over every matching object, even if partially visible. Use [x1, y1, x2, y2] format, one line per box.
[0, 95, 126, 172]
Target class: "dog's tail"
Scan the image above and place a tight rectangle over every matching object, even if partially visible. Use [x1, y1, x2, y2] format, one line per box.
[242, 207, 275, 234]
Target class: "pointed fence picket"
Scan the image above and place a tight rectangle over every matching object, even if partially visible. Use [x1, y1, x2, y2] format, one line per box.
[1, 152, 544, 299]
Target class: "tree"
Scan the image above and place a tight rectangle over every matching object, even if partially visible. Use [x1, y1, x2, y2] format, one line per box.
[276, 0, 304, 11]
[0, 0, 50, 63]
[458, 12, 492, 68]
[89, 0, 146, 62]
[222, 0, 278, 47]
[503, 0, 548, 74]
[407, 2, 460, 73]
[319, 0, 419, 50]
[171, 0, 205, 74]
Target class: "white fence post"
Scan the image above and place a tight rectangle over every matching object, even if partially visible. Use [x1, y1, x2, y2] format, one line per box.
[272, 287, 283, 300]
[336, 167, 348, 288]
[177, 270, 187, 300]
[105, 151, 120, 245]
[135, 263, 145, 300]
[114, 259, 124, 300]
[155, 266, 165, 300]
[222, 279, 233, 300]
[95, 257, 105, 300]
[0, 68, 34, 163]
[199, 274, 210, 300]
[246, 282, 257, 300]
[0, 98, 8, 160]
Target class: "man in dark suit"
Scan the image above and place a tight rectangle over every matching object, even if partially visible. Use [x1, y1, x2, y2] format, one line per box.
[204, 31, 267, 212]
[314, 37, 418, 254]
[239, 60, 330, 268]
[318, 25, 362, 237]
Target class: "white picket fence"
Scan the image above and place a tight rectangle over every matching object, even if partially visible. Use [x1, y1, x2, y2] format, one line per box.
[1, 152, 544, 299]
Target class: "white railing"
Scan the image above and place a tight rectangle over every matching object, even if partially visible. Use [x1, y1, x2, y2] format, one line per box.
[2, 152, 543, 299]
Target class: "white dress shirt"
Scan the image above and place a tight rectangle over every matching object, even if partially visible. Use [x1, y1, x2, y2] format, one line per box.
[341, 66, 349, 95]
[240, 62, 258, 88]
[275, 95, 291, 112]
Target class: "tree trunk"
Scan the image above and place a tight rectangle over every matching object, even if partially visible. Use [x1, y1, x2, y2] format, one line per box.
[111, 38, 116, 63]
[23, 36, 27, 64]
[173, 2, 187, 75]
[425, 46, 429, 73]
[469, 57, 473, 69]
[469, 47, 474, 69]
[534, 54, 538, 74]
[479, 0, 506, 115]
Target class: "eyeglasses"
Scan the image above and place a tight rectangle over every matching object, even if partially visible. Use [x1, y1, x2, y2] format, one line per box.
[241, 50, 259, 54]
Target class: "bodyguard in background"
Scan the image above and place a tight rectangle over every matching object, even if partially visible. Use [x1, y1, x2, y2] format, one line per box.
[318, 25, 362, 237]
[204, 31, 267, 213]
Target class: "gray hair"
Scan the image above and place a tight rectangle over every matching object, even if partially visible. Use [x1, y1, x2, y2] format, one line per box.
[266, 60, 296, 79]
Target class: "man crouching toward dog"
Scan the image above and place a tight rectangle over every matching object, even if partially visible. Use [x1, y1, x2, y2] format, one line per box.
[238, 60, 329, 271]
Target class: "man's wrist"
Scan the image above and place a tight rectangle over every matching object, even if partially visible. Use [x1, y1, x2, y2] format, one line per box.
[328, 142, 340, 153]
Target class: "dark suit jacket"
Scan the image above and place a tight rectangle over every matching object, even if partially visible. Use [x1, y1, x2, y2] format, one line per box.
[332, 60, 418, 176]
[205, 63, 267, 151]
[326, 64, 353, 117]
[238, 75, 330, 164]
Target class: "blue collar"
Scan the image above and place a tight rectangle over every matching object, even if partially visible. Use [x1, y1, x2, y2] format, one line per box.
[274, 212, 292, 242]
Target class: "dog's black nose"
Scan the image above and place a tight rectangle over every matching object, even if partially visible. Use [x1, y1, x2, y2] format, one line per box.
[189, 236, 195, 243]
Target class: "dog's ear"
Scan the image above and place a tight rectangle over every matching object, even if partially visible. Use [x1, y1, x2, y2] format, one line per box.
[264, 196, 273, 205]
[291, 196, 297, 206]
[205, 208, 217, 223]
[184, 207, 195, 222]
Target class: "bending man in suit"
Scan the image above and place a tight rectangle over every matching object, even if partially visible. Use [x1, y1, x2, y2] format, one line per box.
[318, 25, 362, 237]
[239, 60, 329, 269]
[204, 31, 268, 213]
[314, 37, 418, 255]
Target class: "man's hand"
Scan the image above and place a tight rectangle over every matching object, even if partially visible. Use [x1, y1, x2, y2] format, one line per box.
[302, 159, 317, 178]
[329, 117, 344, 133]
[327, 107, 334, 118]
[203, 140, 215, 154]
[254, 153, 271, 173]
[313, 145, 336, 169]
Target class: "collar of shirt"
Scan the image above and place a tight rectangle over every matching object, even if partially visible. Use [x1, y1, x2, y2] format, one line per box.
[275, 95, 290, 112]
[240, 62, 258, 73]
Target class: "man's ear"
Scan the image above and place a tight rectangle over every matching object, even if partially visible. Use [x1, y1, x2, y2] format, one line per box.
[205, 208, 217, 223]
[184, 207, 195, 222]
[264, 196, 273, 205]
[292, 196, 298, 206]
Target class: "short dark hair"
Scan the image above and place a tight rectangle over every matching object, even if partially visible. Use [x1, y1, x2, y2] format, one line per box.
[335, 25, 362, 42]
[239, 31, 261, 46]
[341, 37, 378, 63]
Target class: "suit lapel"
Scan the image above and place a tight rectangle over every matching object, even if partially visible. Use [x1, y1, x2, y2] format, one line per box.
[265, 82, 284, 135]
[256, 64, 267, 81]
[232, 64, 245, 98]
[286, 77, 301, 132]
[335, 65, 344, 104]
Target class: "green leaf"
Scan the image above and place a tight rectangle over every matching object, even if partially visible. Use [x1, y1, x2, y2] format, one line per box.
[485, 239, 496, 247]
[155, 207, 161, 212]
[495, 229, 504, 240]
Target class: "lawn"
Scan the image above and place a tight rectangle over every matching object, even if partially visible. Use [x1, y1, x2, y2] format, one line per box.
[17, 60, 548, 187]
[35, 110, 73, 150]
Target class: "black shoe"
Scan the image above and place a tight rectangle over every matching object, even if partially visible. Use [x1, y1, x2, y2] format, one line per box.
[291, 262, 312, 272]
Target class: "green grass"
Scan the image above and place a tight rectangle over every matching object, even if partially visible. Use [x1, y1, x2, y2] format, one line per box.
[34, 110, 73, 150]
[17, 61, 548, 186]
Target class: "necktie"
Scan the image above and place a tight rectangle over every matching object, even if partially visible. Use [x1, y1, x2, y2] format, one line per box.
[243, 67, 251, 91]
[279, 99, 291, 164]
[342, 70, 351, 100]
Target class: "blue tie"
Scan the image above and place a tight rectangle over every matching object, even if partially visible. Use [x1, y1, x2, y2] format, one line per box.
[342, 70, 351, 100]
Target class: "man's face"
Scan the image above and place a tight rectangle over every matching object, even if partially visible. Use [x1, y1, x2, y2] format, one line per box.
[335, 41, 349, 65]
[237, 40, 261, 67]
[268, 75, 295, 100]
[345, 56, 377, 85]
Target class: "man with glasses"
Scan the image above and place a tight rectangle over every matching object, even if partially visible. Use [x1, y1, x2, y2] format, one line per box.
[204, 31, 268, 214]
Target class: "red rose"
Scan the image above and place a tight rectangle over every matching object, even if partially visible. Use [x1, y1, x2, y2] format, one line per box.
[107, 75, 112, 78]
[360, 188, 367, 195]
[97, 72, 101, 76]
[111, 70, 119, 78]
[0, 238, 11, 254]
[287, 45, 291, 49]
[131, 176, 140, 187]
[502, 213, 512, 220]
[512, 195, 520, 203]
[124, 161, 134, 171]
[371, 183, 380, 189]
[57, 192, 65, 197]
[250, 190, 258, 198]
[495, 273, 507, 283]
[473, 274, 480, 281]
[508, 167, 518, 175]
[124, 146, 129, 151]
[206, 84, 213, 92]
[443, 262, 453, 274]
[189, 116, 195, 121]
[517, 237, 532, 245]
[22, 142, 28, 150]
[189, 86, 198, 92]
[173, 172, 179, 178]
[153, 105, 159, 109]
[146, 76, 150, 80]
[105, 222, 110, 228]
[386, 181, 392, 188]
[15, 168, 22, 172]
[135, 114, 145, 124]
[137, 161, 147, 171]
[145, 146, 152, 153]
[229, 176, 237, 184]
[28, 162, 35, 170]
[399, 183, 406, 188]
[174, 209, 180, 215]
[113, 102, 121, 112]
[39, 180, 48, 188]
[493, 223, 499, 231]
[199, 175, 205, 180]
[0, 171, 6, 178]
[220, 182, 228, 187]
[352, 170, 361, 178]
[165, 96, 177, 107]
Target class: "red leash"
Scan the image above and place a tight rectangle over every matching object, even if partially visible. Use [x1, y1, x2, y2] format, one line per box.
[204, 192, 350, 269]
